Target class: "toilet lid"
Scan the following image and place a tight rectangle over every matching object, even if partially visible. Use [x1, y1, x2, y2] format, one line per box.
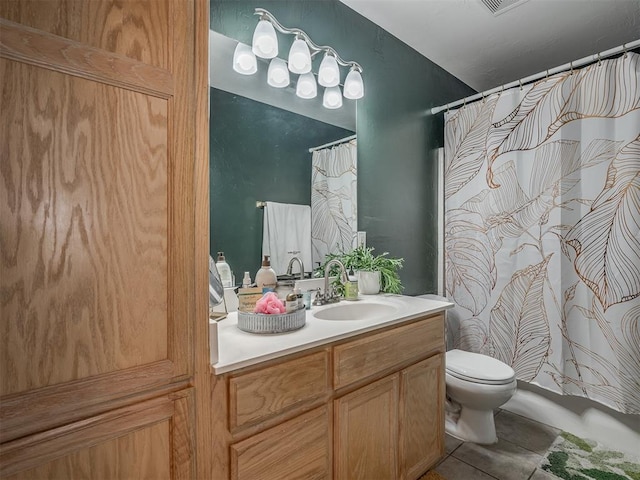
[446, 349, 515, 385]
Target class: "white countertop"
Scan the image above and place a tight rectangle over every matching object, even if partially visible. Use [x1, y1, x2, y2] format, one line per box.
[211, 294, 453, 374]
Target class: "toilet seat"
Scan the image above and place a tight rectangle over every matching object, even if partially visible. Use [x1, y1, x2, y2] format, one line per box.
[446, 349, 515, 385]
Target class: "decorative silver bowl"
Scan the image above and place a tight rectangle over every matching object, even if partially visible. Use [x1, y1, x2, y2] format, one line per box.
[237, 307, 306, 334]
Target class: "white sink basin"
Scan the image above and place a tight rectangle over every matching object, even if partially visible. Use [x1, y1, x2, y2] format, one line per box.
[313, 300, 400, 321]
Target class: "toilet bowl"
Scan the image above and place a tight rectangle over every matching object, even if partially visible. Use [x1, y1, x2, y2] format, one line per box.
[445, 349, 517, 444]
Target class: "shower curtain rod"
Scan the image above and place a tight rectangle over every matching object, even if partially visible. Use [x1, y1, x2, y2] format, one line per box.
[308, 134, 357, 153]
[431, 39, 640, 115]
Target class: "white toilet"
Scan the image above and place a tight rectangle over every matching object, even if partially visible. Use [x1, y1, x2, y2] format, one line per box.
[445, 349, 517, 444]
[417, 294, 517, 444]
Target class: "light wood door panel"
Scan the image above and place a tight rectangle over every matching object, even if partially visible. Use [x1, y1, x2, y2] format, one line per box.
[399, 354, 445, 480]
[1, 58, 169, 396]
[334, 374, 399, 480]
[0, 1, 170, 68]
[2, 388, 195, 479]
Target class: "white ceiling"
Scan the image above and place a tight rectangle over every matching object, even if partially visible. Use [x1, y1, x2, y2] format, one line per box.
[339, 0, 640, 92]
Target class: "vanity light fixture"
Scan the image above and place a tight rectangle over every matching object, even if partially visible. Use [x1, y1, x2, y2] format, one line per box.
[234, 8, 364, 107]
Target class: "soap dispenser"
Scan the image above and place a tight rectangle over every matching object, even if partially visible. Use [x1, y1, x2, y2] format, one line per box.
[216, 251, 233, 288]
[255, 255, 277, 293]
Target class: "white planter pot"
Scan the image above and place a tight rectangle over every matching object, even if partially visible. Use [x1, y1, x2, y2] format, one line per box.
[357, 270, 381, 295]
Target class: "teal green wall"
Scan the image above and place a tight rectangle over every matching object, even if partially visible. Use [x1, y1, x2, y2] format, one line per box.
[210, 88, 353, 280]
[211, 0, 475, 295]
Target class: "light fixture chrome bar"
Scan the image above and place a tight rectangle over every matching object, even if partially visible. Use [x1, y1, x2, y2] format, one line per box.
[254, 8, 363, 72]
[431, 39, 640, 115]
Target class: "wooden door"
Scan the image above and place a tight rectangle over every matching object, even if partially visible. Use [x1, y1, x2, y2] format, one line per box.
[0, 0, 209, 477]
[334, 374, 399, 480]
[398, 354, 445, 480]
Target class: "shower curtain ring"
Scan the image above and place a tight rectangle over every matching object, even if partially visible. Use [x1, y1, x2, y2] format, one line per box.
[597, 52, 602, 67]
[623, 43, 628, 58]
[545, 69, 549, 79]
[570, 61, 574, 75]
[463, 98, 466, 108]
[519, 79, 523, 90]
[446, 103, 449, 112]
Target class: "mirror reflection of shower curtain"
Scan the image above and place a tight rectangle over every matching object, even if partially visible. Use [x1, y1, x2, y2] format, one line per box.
[311, 140, 357, 267]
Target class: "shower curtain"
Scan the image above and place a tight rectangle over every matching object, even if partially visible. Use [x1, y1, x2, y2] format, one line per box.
[443, 53, 640, 414]
[311, 140, 357, 267]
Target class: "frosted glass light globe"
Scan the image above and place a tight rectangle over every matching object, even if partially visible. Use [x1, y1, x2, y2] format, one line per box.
[232, 43, 257, 75]
[296, 72, 317, 99]
[344, 69, 364, 99]
[252, 20, 278, 59]
[318, 54, 340, 87]
[288, 38, 312, 74]
[323, 86, 343, 109]
[267, 58, 290, 88]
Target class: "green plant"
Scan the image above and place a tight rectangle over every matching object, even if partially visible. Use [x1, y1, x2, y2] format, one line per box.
[315, 246, 404, 294]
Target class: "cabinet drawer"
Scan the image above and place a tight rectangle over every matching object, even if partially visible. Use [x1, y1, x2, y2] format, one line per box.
[229, 350, 330, 431]
[230, 405, 331, 480]
[333, 315, 443, 389]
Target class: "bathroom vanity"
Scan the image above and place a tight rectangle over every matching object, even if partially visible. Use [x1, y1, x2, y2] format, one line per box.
[210, 295, 452, 480]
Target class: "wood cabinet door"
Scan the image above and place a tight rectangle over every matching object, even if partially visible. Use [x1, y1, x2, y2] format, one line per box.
[334, 374, 399, 480]
[230, 405, 332, 480]
[0, 0, 207, 477]
[398, 354, 445, 480]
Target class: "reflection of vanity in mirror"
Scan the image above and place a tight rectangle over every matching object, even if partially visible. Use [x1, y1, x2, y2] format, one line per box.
[209, 30, 357, 282]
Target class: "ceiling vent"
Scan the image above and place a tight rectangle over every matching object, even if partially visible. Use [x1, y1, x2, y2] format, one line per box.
[480, 0, 529, 16]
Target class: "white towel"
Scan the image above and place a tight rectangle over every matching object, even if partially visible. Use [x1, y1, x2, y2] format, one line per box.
[262, 202, 312, 275]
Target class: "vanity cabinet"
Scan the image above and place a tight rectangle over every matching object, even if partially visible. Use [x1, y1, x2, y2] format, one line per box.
[211, 313, 445, 480]
[333, 319, 445, 480]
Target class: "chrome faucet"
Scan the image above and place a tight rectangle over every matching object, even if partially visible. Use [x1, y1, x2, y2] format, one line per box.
[315, 259, 348, 305]
[286, 256, 305, 280]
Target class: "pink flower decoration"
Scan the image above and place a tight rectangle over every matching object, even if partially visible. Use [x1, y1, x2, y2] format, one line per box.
[254, 291, 286, 314]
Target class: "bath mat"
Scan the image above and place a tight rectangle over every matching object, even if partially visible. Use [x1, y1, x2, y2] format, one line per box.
[540, 431, 640, 480]
[418, 470, 447, 480]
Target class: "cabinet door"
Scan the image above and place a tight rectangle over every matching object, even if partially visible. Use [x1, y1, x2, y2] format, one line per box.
[334, 374, 399, 480]
[398, 354, 445, 480]
[230, 405, 332, 480]
[0, 0, 207, 476]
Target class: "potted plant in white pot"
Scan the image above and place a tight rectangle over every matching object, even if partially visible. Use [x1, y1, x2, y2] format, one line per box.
[317, 246, 404, 295]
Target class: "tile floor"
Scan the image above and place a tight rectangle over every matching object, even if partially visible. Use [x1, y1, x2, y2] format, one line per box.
[434, 409, 562, 480]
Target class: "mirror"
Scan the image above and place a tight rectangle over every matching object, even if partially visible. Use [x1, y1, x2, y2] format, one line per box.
[209, 31, 357, 281]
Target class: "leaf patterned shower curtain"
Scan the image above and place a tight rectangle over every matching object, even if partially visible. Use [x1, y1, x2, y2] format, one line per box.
[443, 53, 640, 414]
[311, 140, 357, 267]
